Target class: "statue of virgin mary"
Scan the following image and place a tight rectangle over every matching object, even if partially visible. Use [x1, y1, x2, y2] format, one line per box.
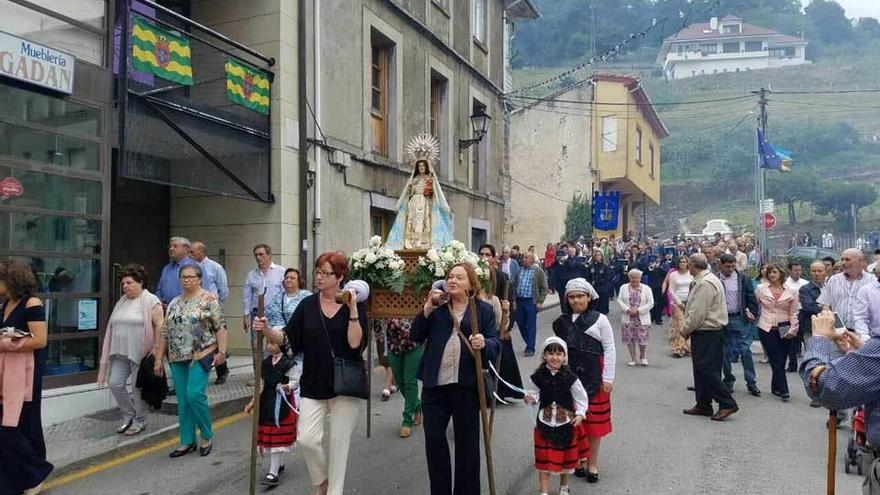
[385, 134, 454, 250]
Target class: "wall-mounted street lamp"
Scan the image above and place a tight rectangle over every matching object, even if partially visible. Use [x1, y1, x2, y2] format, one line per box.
[458, 108, 491, 151]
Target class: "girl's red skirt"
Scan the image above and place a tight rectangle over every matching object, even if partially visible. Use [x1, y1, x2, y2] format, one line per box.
[534, 424, 590, 473]
[584, 355, 612, 437]
[257, 394, 298, 452]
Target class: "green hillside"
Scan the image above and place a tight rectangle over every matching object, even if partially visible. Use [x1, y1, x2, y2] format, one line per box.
[511, 51, 880, 236]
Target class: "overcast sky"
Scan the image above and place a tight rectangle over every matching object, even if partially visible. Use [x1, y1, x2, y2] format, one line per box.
[800, 0, 880, 19]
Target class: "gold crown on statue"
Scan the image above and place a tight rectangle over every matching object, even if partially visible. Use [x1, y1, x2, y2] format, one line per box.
[405, 133, 440, 167]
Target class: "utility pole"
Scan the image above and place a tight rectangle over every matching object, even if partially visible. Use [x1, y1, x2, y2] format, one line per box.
[752, 87, 770, 260]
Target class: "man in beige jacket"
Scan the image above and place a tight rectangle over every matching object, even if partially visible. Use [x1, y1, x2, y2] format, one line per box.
[681, 253, 739, 421]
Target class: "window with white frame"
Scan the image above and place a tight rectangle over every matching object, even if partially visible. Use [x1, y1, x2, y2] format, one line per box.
[472, 0, 487, 44]
[601, 115, 617, 152]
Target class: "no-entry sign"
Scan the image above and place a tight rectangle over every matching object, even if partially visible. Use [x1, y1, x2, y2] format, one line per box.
[763, 212, 777, 230]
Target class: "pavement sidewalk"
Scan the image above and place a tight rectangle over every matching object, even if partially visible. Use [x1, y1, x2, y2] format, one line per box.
[44, 356, 255, 478]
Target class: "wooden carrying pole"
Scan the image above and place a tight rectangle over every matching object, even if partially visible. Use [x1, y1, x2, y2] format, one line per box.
[828, 410, 837, 495]
[468, 297, 496, 495]
[366, 316, 372, 438]
[249, 288, 266, 495]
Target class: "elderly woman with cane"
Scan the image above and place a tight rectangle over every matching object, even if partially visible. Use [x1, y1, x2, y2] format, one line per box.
[553, 278, 616, 484]
[412, 262, 500, 495]
[253, 251, 367, 495]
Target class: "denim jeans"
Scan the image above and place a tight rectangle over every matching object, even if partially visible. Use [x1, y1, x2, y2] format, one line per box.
[514, 297, 537, 353]
[722, 317, 758, 387]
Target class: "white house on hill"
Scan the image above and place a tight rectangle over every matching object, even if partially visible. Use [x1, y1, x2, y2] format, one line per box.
[657, 15, 809, 79]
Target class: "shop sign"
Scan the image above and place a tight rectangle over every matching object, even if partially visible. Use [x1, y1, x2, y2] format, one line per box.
[0, 177, 23, 200]
[0, 31, 75, 94]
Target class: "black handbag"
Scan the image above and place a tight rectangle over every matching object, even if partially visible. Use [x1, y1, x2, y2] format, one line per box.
[317, 298, 368, 399]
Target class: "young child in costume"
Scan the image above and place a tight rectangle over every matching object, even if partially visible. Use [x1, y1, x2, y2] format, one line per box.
[244, 337, 301, 485]
[524, 336, 589, 495]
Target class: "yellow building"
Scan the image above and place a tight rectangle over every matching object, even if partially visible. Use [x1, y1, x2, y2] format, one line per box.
[507, 73, 666, 249]
[590, 74, 668, 239]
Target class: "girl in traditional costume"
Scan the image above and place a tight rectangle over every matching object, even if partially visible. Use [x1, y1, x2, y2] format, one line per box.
[244, 337, 300, 486]
[524, 337, 589, 495]
[552, 278, 616, 484]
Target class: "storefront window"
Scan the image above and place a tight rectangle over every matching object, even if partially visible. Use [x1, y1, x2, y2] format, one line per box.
[0, 0, 105, 65]
[0, 83, 102, 138]
[0, 167, 102, 214]
[9, 256, 101, 293]
[0, 122, 100, 171]
[0, 212, 101, 255]
[45, 336, 99, 376]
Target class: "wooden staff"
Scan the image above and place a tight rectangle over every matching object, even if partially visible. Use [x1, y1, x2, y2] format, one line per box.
[249, 287, 266, 495]
[489, 280, 510, 434]
[366, 316, 372, 438]
[828, 410, 837, 495]
[468, 296, 496, 495]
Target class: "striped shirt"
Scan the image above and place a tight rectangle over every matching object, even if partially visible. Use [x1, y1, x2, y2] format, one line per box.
[801, 336, 880, 444]
[816, 271, 874, 337]
[854, 280, 880, 338]
[517, 266, 536, 298]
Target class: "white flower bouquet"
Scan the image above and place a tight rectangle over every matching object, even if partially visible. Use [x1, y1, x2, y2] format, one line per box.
[409, 240, 492, 295]
[350, 236, 406, 293]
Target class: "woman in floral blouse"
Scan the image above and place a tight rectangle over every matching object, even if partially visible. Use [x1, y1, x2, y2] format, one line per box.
[385, 318, 423, 438]
[266, 268, 312, 329]
[154, 264, 228, 458]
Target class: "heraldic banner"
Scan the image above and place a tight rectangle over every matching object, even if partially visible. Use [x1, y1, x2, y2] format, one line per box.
[592, 191, 621, 231]
[131, 15, 194, 86]
[225, 58, 270, 114]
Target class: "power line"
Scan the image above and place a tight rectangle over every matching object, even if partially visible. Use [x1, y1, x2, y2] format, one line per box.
[509, 175, 572, 203]
[506, 94, 754, 107]
[507, 0, 723, 98]
[772, 88, 880, 95]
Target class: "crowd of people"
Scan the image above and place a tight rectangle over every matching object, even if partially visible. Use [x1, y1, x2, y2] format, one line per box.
[3, 229, 880, 494]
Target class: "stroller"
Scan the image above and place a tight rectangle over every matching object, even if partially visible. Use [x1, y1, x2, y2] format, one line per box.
[845, 406, 871, 475]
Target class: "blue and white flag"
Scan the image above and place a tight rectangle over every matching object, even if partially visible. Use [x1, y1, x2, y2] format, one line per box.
[757, 128, 792, 172]
[592, 191, 620, 231]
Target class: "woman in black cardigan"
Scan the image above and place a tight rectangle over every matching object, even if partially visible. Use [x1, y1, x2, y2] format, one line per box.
[411, 262, 500, 495]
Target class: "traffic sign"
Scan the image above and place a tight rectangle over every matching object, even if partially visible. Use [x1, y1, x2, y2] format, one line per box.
[762, 199, 774, 214]
[763, 212, 777, 230]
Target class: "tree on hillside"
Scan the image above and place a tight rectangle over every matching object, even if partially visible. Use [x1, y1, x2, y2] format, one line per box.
[766, 171, 820, 225]
[805, 0, 853, 45]
[856, 17, 880, 38]
[564, 193, 592, 241]
[813, 182, 878, 229]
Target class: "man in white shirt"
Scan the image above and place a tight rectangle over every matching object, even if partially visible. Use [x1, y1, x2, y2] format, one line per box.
[243, 244, 286, 369]
[784, 261, 809, 292]
[818, 249, 874, 341]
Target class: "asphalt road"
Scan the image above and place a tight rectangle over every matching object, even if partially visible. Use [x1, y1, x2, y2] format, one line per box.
[48, 305, 862, 494]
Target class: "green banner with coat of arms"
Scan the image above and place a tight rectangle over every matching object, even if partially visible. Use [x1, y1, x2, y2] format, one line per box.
[130, 15, 193, 86]
[225, 58, 270, 114]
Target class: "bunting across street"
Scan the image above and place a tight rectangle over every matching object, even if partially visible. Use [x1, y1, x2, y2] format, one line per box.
[130, 15, 194, 86]
[225, 58, 270, 114]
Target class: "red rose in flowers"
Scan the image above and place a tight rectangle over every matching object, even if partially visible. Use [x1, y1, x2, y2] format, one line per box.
[424, 179, 434, 196]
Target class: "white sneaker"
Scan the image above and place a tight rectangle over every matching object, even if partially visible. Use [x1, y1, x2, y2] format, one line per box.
[640, 358, 649, 366]
[626, 361, 637, 367]
[559, 486, 570, 495]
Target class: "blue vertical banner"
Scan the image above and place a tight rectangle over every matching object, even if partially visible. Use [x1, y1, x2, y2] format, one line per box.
[592, 191, 621, 231]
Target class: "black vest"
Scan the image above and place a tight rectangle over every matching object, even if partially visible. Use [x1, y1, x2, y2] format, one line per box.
[530, 365, 577, 412]
[553, 311, 604, 397]
[259, 354, 294, 425]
